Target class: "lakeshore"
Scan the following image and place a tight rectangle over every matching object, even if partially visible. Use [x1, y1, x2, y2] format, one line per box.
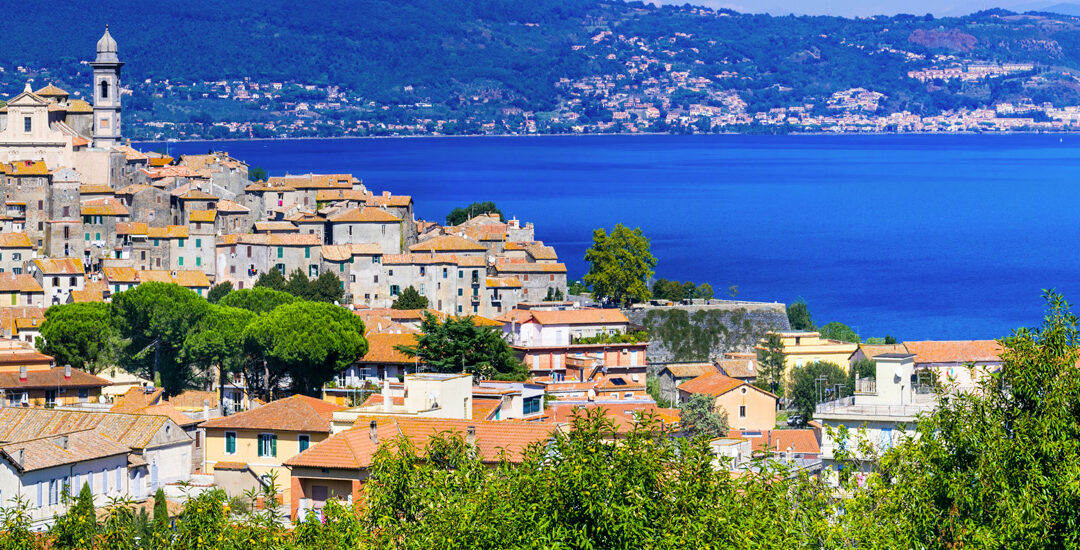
[139, 133, 1080, 341]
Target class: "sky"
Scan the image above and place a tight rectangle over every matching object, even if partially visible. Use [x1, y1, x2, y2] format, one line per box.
[663, 0, 1069, 17]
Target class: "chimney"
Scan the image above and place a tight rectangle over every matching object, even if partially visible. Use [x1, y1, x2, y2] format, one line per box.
[369, 420, 378, 444]
[19, 365, 27, 382]
[12, 449, 24, 468]
[64, 364, 71, 380]
[56, 435, 68, 450]
[382, 378, 391, 413]
[466, 425, 476, 447]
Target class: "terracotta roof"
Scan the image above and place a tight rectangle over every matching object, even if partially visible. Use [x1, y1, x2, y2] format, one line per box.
[136, 270, 210, 288]
[662, 363, 718, 379]
[177, 189, 218, 201]
[68, 99, 93, 113]
[115, 184, 152, 196]
[252, 221, 297, 233]
[381, 253, 484, 266]
[69, 288, 105, 303]
[267, 174, 355, 190]
[200, 395, 342, 433]
[730, 429, 820, 455]
[0, 307, 44, 337]
[103, 266, 139, 283]
[34, 84, 69, 97]
[320, 243, 382, 262]
[316, 189, 367, 202]
[0, 430, 129, 473]
[0, 232, 32, 248]
[0, 366, 109, 391]
[212, 461, 248, 471]
[188, 210, 216, 223]
[677, 372, 751, 397]
[0, 348, 53, 367]
[285, 417, 555, 470]
[110, 387, 164, 414]
[215, 199, 250, 213]
[546, 403, 681, 433]
[79, 184, 114, 195]
[146, 226, 189, 239]
[716, 358, 757, 379]
[168, 390, 220, 411]
[472, 399, 500, 421]
[493, 262, 567, 274]
[0, 408, 178, 450]
[115, 222, 148, 236]
[855, 344, 909, 360]
[410, 235, 485, 253]
[486, 276, 521, 288]
[5, 160, 49, 176]
[365, 191, 413, 208]
[903, 340, 1003, 364]
[328, 207, 401, 223]
[32, 258, 84, 275]
[139, 403, 199, 427]
[286, 212, 326, 223]
[0, 273, 43, 294]
[359, 333, 418, 364]
[495, 308, 628, 326]
[81, 197, 129, 216]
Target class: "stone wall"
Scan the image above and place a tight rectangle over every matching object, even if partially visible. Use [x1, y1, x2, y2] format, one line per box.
[624, 301, 790, 371]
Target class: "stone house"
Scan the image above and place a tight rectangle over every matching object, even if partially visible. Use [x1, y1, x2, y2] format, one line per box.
[0, 161, 51, 249]
[0, 232, 33, 274]
[492, 261, 567, 302]
[114, 183, 170, 227]
[215, 233, 323, 289]
[327, 207, 403, 253]
[80, 196, 129, 267]
[319, 243, 382, 304]
[29, 258, 84, 305]
[0, 273, 44, 307]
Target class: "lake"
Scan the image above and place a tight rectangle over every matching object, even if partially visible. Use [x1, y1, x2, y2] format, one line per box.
[137, 134, 1080, 341]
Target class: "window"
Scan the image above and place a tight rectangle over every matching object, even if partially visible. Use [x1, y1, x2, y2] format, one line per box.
[458, 288, 463, 296]
[78, 389, 89, 403]
[390, 285, 400, 296]
[739, 405, 746, 418]
[195, 238, 202, 248]
[299, 434, 310, 452]
[23, 116, 31, 133]
[275, 263, 285, 273]
[247, 246, 252, 258]
[458, 270, 463, 278]
[523, 396, 542, 415]
[100, 80, 109, 99]
[277, 247, 284, 259]
[48, 479, 57, 506]
[304, 247, 310, 259]
[62, 206, 69, 217]
[178, 239, 185, 248]
[225, 432, 237, 454]
[153, 239, 160, 247]
[372, 256, 380, 264]
[339, 263, 344, 273]
[85, 233, 91, 241]
[258, 433, 278, 457]
[115, 467, 122, 492]
[196, 257, 202, 267]
[45, 390, 56, 406]
[419, 284, 425, 294]
[178, 257, 184, 266]
[230, 266, 236, 274]
[419, 266, 426, 276]
[443, 268, 448, 278]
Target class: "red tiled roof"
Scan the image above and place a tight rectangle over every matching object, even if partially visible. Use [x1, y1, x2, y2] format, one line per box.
[730, 429, 820, 455]
[409, 235, 485, 253]
[677, 372, 748, 397]
[0, 367, 109, 390]
[495, 308, 628, 326]
[903, 340, 1003, 364]
[546, 403, 680, 433]
[359, 333, 418, 364]
[200, 395, 341, 433]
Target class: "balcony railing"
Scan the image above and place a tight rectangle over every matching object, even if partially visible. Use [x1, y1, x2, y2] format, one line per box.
[815, 396, 937, 418]
[854, 377, 876, 394]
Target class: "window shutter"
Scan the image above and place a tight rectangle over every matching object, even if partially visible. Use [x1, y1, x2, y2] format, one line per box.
[271, 434, 277, 457]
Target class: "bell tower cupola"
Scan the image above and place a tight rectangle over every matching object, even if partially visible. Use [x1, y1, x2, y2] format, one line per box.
[90, 25, 123, 147]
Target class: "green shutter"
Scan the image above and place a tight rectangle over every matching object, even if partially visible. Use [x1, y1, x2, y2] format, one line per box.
[196, 238, 202, 248]
[304, 247, 310, 259]
[178, 257, 184, 266]
[196, 257, 201, 267]
[226, 432, 236, 454]
[271, 434, 277, 457]
[277, 247, 283, 258]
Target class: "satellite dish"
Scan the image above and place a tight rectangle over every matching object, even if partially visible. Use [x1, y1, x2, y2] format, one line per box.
[894, 365, 903, 380]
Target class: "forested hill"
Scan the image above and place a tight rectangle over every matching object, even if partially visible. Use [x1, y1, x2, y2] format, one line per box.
[9, 1, 1080, 138]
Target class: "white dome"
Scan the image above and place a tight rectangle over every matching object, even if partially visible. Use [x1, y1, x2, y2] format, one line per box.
[95, 26, 120, 63]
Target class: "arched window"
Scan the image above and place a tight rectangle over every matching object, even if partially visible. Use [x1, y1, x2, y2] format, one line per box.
[99, 80, 109, 99]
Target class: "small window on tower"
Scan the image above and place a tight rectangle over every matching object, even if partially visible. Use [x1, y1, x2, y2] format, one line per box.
[23, 117, 31, 133]
[100, 80, 109, 99]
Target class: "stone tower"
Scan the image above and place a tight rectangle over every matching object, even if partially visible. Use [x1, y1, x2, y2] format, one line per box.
[90, 25, 123, 147]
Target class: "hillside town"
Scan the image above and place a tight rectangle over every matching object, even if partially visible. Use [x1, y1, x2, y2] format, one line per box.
[0, 29, 1023, 534]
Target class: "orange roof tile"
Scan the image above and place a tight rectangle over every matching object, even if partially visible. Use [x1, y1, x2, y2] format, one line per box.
[215, 199, 249, 213]
[115, 222, 148, 236]
[328, 207, 402, 224]
[102, 266, 139, 283]
[494, 262, 567, 274]
[0, 232, 33, 248]
[81, 197, 129, 216]
[0, 273, 43, 294]
[32, 258, 84, 275]
[79, 184, 114, 195]
[661, 363, 718, 379]
[189, 210, 216, 223]
[409, 235, 485, 253]
[200, 395, 342, 433]
[146, 226, 189, 239]
[359, 333, 418, 364]
[730, 429, 820, 455]
[903, 340, 1003, 364]
[677, 372, 751, 397]
[495, 308, 628, 326]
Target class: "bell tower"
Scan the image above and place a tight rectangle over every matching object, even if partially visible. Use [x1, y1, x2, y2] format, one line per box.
[90, 25, 123, 147]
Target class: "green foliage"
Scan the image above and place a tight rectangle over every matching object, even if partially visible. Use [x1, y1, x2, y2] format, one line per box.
[152, 488, 169, 532]
[819, 321, 860, 343]
[50, 483, 95, 549]
[645, 374, 672, 408]
[652, 278, 714, 302]
[0, 495, 37, 550]
[445, 201, 503, 226]
[788, 361, 849, 427]
[110, 282, 211, 396]
[584, 223, 656, 306]
[219, 287, 298, 314]
[181, 304, 256, 395]
[572, 330, 647, 345]
[756, 332, 786, 398]
[567, 280, 589, 295]
[396, 313, 527, 380]
[864, 335, 897, 344]
[391, 286, 429, 310]
[248, 166, 267, 182]
[277, 269, 346, 303]
[254, 268, 287, 292]
[678, 393, 730, 438]
[206, 281, 233, 304]
[786, 299, 815, 331]
[543, 287, 565, 301]
[242, 301, 368, 397]
[36, 302, 117, 373]
[643, 307, 772, 363]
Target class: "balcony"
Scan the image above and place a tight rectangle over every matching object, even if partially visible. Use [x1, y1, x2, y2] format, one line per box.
[815, 396, 937, 419]
[854, 377, 876, 394]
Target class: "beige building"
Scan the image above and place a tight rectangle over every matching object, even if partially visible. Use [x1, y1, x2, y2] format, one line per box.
[0, 232, 33, 274]
[329, 373, 474, 433]
[757, 330, 859, 381]
[29, 258, 85, 306]
[677, 372, 777, 431]
[200, 395, 343, 499]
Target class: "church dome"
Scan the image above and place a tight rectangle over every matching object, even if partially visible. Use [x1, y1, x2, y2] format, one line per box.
[95, 26, 120, 63]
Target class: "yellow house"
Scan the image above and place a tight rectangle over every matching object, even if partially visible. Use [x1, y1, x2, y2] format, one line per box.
[0, 344, 109, 406]
[199, 395, 342, 499]
[757, 330, 859, 381]
[677, 372, 777, 431]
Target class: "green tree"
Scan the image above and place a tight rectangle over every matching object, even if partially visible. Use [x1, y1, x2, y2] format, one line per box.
[242, 301, 368, 398]
[36, 302, 116, 373]
[543, 287, 565, 301]
[206, 281, 233, 304]
[819, 321, 860, 343]
[311, 271, 346, 304]
[787, 298, 815, 330]
[110, 282, 210, 396]
[219, 287, 298, 314]
[254, 268, 287, 292]
[152, 488, 169, 532]
[678, 393, 730, 438]
[584, 224, 656, 306]
[788, 361, 849, 427]
[756, 332, 787, 397]
[248, 166, 267, 182]
[51, 483, 96, 549]
[445, 201, 503, 226]
[392, 286, 429, 310]
[694, 282, 714, 300]
[396, 313, 527, 380]
[567, 280, 589, 295]
[285, 268, 315, 300]
[181, 304, 257, 407]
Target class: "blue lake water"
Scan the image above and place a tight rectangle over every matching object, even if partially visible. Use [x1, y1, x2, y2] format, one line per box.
[137, 134, 1080, 341]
